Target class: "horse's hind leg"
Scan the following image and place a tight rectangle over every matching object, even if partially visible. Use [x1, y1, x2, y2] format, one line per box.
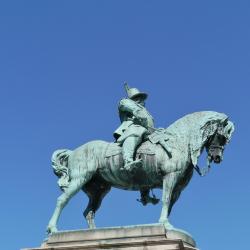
[47, 178, 87, 234]
[82, 178, 111, 229]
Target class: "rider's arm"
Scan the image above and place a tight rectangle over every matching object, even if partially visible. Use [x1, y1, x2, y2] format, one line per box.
[119, 98, 141, 115]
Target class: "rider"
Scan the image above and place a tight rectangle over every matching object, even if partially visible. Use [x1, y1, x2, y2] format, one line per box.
[114, 83, 154, 171]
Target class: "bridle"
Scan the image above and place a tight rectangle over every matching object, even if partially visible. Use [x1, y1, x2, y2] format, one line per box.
[194, 133, 225, 177]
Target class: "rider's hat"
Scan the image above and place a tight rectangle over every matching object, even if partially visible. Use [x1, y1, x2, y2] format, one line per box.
[124, 82, 148, 100]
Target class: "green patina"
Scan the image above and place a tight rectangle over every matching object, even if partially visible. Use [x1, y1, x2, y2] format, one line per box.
[47, 84, 234, 235]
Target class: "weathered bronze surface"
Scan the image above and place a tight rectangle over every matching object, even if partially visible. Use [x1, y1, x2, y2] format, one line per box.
[47, 85, 234, 236]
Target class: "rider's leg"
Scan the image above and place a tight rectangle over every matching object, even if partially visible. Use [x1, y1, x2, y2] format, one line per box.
[138, 188, 160, 206]
[122, 135, 143, 170]
[117, 125, 147, 170]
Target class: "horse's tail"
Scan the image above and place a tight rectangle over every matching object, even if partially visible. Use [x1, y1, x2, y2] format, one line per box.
[51, 149, 72, 191]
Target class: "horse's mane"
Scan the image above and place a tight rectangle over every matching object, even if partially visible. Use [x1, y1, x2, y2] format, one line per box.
[165, 111, 234, 166]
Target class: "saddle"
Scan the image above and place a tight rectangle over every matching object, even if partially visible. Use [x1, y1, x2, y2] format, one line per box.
[105, 140, 158, 158]
[105, 129, 172, 158]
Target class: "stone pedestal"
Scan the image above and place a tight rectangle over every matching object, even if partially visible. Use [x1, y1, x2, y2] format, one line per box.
[24, 224, 198, 250]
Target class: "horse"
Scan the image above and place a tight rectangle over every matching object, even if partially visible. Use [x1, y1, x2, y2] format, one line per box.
[47, 111, 234, 234]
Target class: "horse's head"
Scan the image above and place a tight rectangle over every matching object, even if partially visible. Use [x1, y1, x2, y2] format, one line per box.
[206, 133, 226, 164]
[165, 111, 234, 172]
[205, 119, 234, 165]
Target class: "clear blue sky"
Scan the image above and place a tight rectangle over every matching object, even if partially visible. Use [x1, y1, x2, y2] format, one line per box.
[0, 1, 249, 249]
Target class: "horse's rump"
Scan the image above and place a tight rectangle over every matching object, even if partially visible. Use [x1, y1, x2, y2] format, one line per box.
[52, 149, 72, 189]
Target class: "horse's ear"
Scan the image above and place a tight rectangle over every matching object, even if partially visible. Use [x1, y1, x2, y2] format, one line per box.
[225, 120, 235, 142]
[222, 118, 229, 126]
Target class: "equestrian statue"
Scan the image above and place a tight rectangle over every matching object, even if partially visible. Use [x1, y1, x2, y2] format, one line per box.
[47, 84, 234, 234]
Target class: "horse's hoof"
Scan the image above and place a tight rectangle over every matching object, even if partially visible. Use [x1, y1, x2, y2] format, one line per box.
[47, 225, 58, 235]
[89, 224, 96, 230]
[159, 220, 174, 230]
[164, 222, 174, 230]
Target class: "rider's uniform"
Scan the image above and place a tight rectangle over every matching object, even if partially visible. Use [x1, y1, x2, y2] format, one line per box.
[114, 98, 154, 144]
[114, 92, 155, 170]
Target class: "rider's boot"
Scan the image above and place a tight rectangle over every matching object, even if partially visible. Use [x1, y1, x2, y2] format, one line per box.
[137, 189, 160, 206]
[121, 136, 142, 171]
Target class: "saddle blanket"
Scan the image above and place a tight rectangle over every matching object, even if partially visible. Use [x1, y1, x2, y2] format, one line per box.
[105, 141, 157, 158]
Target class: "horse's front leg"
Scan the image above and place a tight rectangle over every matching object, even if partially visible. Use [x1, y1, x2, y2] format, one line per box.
[159, 171, 180, 229]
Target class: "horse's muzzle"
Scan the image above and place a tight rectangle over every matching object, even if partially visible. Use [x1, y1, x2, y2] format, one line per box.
[213, 155, 222, 163]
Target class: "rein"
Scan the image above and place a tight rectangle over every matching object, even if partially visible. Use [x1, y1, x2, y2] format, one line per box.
[194, 133, 225, 177]
[209, 145, 224, 150]
[194, 163, 211, 177]
[193, 144, 215, 177]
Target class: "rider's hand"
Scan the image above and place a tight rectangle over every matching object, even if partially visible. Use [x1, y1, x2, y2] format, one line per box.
[134, 110, 147, 125]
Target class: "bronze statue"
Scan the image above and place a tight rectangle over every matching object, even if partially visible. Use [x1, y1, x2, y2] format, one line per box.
[47, 85, 234, 235]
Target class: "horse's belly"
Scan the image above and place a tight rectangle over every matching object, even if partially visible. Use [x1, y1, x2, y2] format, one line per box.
[99, 154, 162, 190]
